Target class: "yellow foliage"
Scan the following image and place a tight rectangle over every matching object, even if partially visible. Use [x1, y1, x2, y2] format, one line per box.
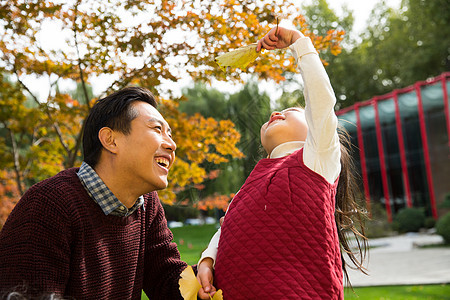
[212, 290, 223, 300]
[157, 98, 244, 204]
[179, 266, 202, 300]
[179, 266, 223, 300]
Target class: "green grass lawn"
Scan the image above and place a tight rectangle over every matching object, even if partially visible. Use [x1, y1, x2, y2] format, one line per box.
[171, 223, 219, 265]
[143, 224, 450, 299]
[345, 284, 450, 299]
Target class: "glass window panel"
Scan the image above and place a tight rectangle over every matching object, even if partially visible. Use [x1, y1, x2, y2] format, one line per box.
[398, 90, 429, 210]
[338, 111, 357, 134]
[398, 91, 418, 120]
[359, 104, 375, 130]
[422, 81, 450, 217]
[357, 104, 384, 205]
[338, 111, 364, 196]
[421, 82, 445, 111]
[379, 98, 405, 212]
[378, 97, 396, 125]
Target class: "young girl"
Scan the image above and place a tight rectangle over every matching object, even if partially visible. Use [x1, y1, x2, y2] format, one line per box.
[196, 27, 368, 299]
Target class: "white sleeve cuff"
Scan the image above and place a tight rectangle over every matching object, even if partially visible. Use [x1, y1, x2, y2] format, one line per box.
[289, 37, 318, 61]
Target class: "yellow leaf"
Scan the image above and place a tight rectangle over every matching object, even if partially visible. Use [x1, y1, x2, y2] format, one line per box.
[178, 265, 224, 300]
[179, 266, 201, 300]
[212, 289, 224, 300]
[215, 43, 259, 71]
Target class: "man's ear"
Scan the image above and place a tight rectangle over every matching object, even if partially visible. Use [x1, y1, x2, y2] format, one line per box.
[98, 127, 119, 154]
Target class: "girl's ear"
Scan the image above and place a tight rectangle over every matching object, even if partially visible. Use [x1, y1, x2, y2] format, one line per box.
[98, 127, 118, 154]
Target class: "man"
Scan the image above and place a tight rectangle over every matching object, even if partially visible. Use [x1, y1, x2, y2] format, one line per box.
[0, 87, 187, 299]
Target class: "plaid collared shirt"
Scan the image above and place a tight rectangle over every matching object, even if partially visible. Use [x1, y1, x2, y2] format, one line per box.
[77, 162, 145, 217]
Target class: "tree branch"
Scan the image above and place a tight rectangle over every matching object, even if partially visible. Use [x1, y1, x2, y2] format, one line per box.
[67, 126, 84, 168]
[53, 123, 70, 154]
[14, 71, 40, 106]
[14, 63, 72, 156]
[2, 121, 24, 195]
[73, 0, 92, 110]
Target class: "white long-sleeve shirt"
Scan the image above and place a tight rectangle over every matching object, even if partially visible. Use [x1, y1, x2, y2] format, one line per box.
[200, 37, 341, 265]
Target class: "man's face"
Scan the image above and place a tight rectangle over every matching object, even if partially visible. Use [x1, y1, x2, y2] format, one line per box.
[260, 107, 308, 155]
[115, 101, 176, 192]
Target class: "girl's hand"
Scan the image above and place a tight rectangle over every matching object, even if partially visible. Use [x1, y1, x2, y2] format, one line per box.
[197, 258, 217, 299]
[256, 26, 305, 52]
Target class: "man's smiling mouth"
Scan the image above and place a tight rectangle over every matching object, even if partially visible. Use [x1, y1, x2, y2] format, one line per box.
[155, 157, 169, 168]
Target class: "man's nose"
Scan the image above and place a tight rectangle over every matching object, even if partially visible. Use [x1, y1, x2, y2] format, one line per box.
[163, 135, 176, 152]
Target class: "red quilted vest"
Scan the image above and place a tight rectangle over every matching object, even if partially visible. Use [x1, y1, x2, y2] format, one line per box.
[214, 149, 342, 299]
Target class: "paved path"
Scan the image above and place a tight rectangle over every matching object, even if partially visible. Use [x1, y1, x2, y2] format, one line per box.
[346, 232, 450, 287]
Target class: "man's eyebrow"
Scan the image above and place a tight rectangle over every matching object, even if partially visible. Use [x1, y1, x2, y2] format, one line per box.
[148, 117, 172, 133]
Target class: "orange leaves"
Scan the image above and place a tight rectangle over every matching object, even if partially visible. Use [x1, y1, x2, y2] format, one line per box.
[195, 194, 232, 212]
[0, 171, 21, 230]
[182, 116, 243, 163]
[204, 2, 344, 80]
[1, 0, 345, 96]
[308, 29, 345, 60]
[157, 98, 243, 204]
[292, 14, 345, 59]
[208, 170, 220, 180]
[160, 98, 243, 162]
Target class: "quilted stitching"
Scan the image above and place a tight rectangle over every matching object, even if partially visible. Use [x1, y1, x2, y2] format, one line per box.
[215, 149, 342, 299]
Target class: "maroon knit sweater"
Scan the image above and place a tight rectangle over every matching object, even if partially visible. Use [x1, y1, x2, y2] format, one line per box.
[0, 168, 186, 299]
[214, 149, 343, 299]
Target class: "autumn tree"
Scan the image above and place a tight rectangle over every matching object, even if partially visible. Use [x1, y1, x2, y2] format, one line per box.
[178, 84, 241, 205]
[0, 0, 344, 221]
[177, 82, 271, 213]
[324, 0, 450, 107]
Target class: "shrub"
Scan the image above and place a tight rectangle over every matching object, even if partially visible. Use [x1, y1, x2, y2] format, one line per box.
[394, 207, 425, 233]
[424, 217, 436, 229]
[163, 204, 199, 222]
[438, 193, 450, 208]
[436, 212, 450, 244]
[365, 202, 395, 238]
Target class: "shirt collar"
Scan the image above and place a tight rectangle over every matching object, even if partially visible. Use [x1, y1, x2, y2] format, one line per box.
[269, 141, 305, 159]
[77, 162, 144, 216]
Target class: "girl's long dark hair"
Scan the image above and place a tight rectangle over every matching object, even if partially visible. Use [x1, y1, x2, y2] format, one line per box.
[335, 126, 369, 288]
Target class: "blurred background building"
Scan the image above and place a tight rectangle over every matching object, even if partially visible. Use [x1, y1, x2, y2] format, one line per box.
[337, 72, 450, 222]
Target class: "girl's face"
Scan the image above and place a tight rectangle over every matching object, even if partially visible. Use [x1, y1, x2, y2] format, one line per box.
[260, 107, 308, 155]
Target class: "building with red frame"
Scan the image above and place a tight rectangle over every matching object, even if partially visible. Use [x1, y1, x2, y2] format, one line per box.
[337, 72, 450, 222]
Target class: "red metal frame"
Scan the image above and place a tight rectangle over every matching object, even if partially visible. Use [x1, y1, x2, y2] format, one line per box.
[373, 98, 393, 222]
[415, 83, 438, 219]
[393, 91, 413, 208]
[337, 72, 450, 117]
[355, 104, 371, 214]
[442, 76, 450, 151]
